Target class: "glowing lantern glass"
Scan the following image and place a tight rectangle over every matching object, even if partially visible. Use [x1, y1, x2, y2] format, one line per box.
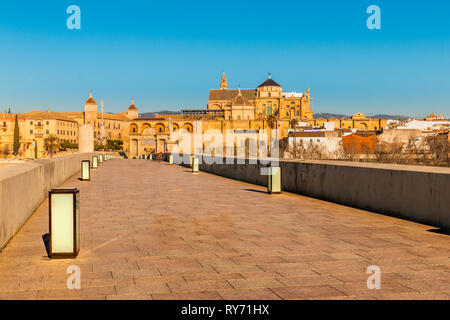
[49, 188, 80, 258]
[92, 156, 98, 169]
[267, 167, 281, 194]
[81, 160, 90, 181]
[192, 157, 199, 173]
[99, 154, 103, 163]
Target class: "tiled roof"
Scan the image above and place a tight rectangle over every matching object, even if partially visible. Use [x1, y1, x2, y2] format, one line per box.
[231, 89, 252, 106]
[19, 111, 78, 122]
[257, 78, 281, 88]
[209, 89, 257, 101]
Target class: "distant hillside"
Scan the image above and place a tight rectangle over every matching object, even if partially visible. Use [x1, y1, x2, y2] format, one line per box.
[368, 114, 410, 120]
[314, 113, 409, 120]
[314, 113, 348, 119]
[139, 110, 181, 118]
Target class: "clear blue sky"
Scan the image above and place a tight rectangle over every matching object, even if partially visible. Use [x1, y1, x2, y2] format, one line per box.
[0, 0, 449, 118]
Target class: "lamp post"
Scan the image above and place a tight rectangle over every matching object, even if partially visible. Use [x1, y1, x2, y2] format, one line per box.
[48, 188, 80, 258]
[92, 155, 98, 169]
[81, 160, 91, 181]
[267, 166, 281, 194]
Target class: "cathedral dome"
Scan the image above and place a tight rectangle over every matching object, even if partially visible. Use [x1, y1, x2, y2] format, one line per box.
[257, 73, 281, 88]
[128, 98, 138, 110]
[85, 91, 97, 106]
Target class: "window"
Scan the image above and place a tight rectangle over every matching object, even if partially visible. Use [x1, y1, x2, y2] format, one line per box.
[30, 121, 33, 125]
[46, 121, 49, 125]
[46, 130, 49, 134]
[286, 111, 289, 116]
[268, 93, 271, 97]
[37, 122, 41, 126]
[30, 130, 33, 134]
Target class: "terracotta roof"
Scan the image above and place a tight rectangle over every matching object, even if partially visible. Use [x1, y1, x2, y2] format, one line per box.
[84, 91, 97, 105]
[290, 131, 326, 137]
[19, 111, 78, 123]
[209, 89, 257, 101]
[101, 112, 129, 121]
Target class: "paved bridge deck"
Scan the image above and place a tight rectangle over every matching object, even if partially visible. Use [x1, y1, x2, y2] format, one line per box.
[0, 159, 449, 300]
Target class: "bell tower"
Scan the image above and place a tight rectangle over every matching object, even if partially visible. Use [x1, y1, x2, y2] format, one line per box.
[84, 90, 98, 124]
[220, 71, 228, 90]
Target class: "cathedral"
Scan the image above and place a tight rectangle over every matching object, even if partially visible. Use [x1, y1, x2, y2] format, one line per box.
[207, 72, 313, 121]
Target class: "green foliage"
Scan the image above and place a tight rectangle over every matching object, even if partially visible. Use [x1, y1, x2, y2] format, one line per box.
[43, 134, 60, 157]
[106, 139, 123, 150]
[265, 114, 277, 129]
[95, 140, 123, 151]
[60, 140, 78, 150]
[13, 114, 20, 155]
[289, 118, 299, 128]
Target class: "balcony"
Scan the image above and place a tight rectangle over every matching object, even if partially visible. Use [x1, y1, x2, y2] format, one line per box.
[34, 123, 44, 129]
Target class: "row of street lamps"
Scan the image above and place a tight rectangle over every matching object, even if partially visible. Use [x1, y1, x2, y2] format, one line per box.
[43, 153, 115, 259]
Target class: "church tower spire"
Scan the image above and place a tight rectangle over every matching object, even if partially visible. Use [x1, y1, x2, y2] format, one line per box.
[220, 71, 228, 90]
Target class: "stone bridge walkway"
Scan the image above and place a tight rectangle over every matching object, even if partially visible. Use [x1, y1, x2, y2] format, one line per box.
[0, 159, 449, 300]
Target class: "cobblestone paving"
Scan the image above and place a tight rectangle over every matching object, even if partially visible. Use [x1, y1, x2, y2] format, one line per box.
[0, 159, 449, 300]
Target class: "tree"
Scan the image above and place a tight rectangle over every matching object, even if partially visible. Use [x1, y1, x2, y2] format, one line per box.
[265, 114, 277, 129]
[289, 118, 298, 129]
[13, 114, 20, 156]
[60, 140, 78, 150]
[106, 139, 123, 150]
[43, 134, 60, 157]
[265, 114, 278, 157]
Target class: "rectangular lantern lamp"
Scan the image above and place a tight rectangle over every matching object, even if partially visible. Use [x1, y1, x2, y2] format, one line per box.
[49, 188, 80, 258]
[192, 157, 199, 173]
[92, 156, 98, 169]
[268, 167, 282, 194]
[81, 160, 90, 181]
[169, 154, 173, 164]
[99, 154, 103, 163]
